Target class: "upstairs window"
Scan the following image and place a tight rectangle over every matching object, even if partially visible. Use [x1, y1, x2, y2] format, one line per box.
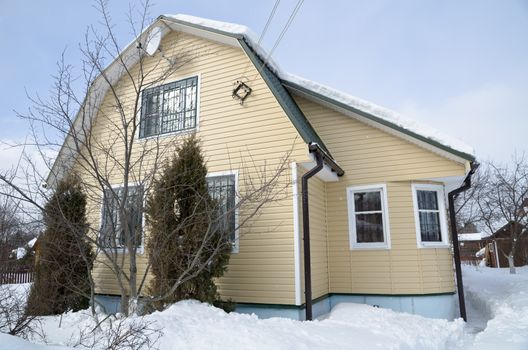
[206, 173, 238, 251]
[139, 76, 198, 138]
[412, 184, 448, 247]
[100, 185, 143, 248]
[347, 184, 391, 249]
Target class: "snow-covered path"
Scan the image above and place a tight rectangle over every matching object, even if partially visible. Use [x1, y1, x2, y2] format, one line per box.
[463, 265, 528, 350]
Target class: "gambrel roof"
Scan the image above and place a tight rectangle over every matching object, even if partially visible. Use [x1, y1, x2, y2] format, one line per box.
[48, 14, 475, 185]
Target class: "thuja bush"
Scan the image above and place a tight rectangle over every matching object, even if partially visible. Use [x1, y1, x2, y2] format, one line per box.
[146, 135, 232, 310]
[26, 175, 93, 315]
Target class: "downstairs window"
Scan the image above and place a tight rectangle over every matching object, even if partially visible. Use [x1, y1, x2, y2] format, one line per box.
[347, 184, 390, 249]
[100, 185, 143, 248]
[412, 184, 449, 247]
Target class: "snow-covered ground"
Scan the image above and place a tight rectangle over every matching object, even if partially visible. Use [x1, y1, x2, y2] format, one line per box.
[1, 266, 527, 350]
[463, 265, 528, 350]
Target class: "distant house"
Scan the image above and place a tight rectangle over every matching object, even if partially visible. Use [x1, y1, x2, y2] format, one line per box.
[458, 233, 487, 265]
[48, 14, 477, 320]
[482, 222, 528, 268]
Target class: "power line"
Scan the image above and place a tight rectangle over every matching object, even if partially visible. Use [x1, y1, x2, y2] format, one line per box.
[240, 0, 282, 79]
[258, 0, 281, 45]
[268, 0, 304, 60]
[250, 0, 305, 81]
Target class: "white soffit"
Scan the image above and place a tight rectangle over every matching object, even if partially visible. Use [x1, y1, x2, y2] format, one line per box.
[161, 19, 241, 48]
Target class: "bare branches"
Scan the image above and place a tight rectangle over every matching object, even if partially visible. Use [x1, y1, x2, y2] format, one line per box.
[0, 284, 41, 339]
[70, 314, 162, 350]
[457, 154, 528, 273]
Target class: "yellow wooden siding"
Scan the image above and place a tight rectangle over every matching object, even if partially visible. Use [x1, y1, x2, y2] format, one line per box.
[295, 95, 465, 295]
[296, 165, 329, 303]
[74, 30, 311, 304]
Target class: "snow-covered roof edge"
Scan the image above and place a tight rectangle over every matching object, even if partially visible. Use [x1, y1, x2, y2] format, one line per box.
[281, 75, 475, 161]
[49, 13, 475, 186]
[458, 233, 489, 241]
[165, 14, 475, 161]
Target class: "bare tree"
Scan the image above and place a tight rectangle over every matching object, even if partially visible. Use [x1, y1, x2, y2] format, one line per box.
[472, 155, 528, 273]
[0, 0, 294, 316]
[0, 284, 41, 339]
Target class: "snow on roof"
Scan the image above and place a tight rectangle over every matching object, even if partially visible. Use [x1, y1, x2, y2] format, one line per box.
[168, 14, 258, 40]
[28, 237, 37, 248]
[458, 233, 487, 241]
[281, 74, 475, 157]
[166, 14, 475, 158]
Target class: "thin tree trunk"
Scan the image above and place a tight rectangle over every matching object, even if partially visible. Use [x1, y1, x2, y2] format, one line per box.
[508, 239, 517, 274]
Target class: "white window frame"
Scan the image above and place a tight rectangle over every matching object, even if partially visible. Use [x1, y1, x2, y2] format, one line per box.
[136, 73, 201, 141]
[99, 183, 145, 254]
[347, 184, 391, 250]
[411, 183, 449, 248]
[206, 170, 239, 254]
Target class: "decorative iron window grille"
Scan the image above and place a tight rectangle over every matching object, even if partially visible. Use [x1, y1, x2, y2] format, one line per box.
[416, 190, 442, 242]
[100, 185, 143, 248]
[206, 175, 237, 245]
[139, 76, 198, 138]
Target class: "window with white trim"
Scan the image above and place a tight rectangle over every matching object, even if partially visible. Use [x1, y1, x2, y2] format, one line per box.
[412, 184, 448, 247]
[100, 185, 143, 248]
[347, 184, 390, 249]
[139, 76, 198, 138]
[206, 174, 237, 250]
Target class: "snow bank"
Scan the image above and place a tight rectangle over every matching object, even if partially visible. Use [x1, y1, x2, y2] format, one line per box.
[0, 333, 71, 350]
[463, 265, 528, 350]
[165, 14, 475, 157]
[10, 265, 528, 350]
[33, 300, 467, 350]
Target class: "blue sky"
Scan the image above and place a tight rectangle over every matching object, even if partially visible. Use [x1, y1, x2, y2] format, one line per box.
[0, 0, 526, 165]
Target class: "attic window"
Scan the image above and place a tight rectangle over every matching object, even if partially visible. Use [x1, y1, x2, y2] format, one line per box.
[232, 81, 252, 105]
[139, 76, 198, 138]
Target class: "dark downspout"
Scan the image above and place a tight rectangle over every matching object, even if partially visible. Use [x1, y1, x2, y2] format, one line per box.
[301, 149, 323, 321]
[301, 143, 344, 321]
[447, 162, 479, 322]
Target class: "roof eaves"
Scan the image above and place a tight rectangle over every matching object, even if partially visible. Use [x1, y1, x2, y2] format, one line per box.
[237, 38, 331, 156]
[283, 79, 476, 163]
[159, 15, 245, 40]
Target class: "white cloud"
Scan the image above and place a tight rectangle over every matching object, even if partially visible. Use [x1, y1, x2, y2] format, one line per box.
[399, 83, 528, 163]
[0, 139, 54, 183]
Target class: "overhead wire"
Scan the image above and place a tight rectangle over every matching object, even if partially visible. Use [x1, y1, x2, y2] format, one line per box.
[258, 0, 281, 45]
[239, 0, 282, 79]
[249, 0, 305, 82]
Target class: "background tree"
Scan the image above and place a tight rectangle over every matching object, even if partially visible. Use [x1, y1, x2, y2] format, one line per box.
[26, 175, 94, 315]
[0, 195, 38, 262]
[474, 156, 528, 273]
[456, 155, 528, 273]
[146, 135, 231, 310]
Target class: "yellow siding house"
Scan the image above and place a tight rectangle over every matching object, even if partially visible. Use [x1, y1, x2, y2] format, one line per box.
[49, 15, 476, 320]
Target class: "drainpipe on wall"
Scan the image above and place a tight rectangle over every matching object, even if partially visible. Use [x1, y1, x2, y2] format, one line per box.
[447, 162, 479, 322]
[302, 143, 344, 321]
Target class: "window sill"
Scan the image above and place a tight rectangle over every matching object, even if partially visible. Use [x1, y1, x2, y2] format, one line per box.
[349, 244, 391, 250]
[100, 247, 145, 255]
[417, 243, 449, 249]
[137, 127, 197, 142]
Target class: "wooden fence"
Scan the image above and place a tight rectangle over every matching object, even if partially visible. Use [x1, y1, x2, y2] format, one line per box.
[0, 263, 34, 284]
